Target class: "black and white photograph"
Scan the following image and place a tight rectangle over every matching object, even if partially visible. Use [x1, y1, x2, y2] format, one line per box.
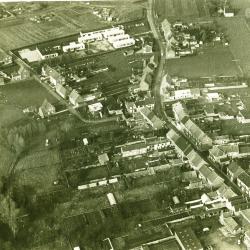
[0, 0, 250, 249]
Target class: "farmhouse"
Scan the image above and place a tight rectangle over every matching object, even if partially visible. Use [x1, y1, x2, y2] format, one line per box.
[55, 84, 67, 99]
[42, 65, 65, 86]
[38, 99, 56, 118]
[88, 102, 103, 114]
[69, 89, 84, 107]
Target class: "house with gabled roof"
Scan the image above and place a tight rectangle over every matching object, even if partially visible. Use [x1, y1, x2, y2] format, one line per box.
[220, 216, 240, 235]
[172, 101, 189, 122]
[227, 161, 244, 182]
[69, 89, 84, 107]
[125, 101, 136, 114]
[167, 129, 193, 157]
[209, 144, 239, 165]
[55, 84, 67, 99]
[38, 99, 56, 118]
[199, 165, 224, 188]
[120, 140, 147, 158]
[135, 97, 155, 111]
[139, 107, 164, 130]
[216, 183, 237, 200]
[186, 149, 207, 171]
[237, 172, 250, 197]
[42, 64, 65, 86]
[237, 110, 250, 124]
[182, 118, 212, 151]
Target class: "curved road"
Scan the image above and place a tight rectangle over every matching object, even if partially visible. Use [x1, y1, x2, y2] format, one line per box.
[147, 0, 242, 195]
[13, 56, 118, 125]
[147, 0, 166, 118]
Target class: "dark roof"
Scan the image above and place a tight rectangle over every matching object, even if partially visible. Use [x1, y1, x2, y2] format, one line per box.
[228, 161, 244, 177]
[175, 136, 193, 155]
[238, 172, 250, 188]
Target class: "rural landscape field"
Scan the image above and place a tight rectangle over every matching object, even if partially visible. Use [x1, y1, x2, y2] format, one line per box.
[167, 45, 241, 78]
[1, 0, 250, 249]
[0, 1, 145, 50]
[155, 0, 210, 21]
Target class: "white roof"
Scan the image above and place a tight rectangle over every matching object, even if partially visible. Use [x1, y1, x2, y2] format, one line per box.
[109, 178, 118, 183]
[74, 247, 80, 250]
[207, 92, 220, 98]
[89, 182, 97, 188]
[19, 48, 43, 62]
[88, 102, 103, 112]
[99, 180, 108, 186]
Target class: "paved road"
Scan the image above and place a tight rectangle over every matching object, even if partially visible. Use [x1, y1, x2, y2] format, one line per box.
[13, 56, 118, 125]
[147, 0, 166, 117]
[147, 0, 242, 196]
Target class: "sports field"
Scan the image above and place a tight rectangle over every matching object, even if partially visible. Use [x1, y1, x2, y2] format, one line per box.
[166, 45, 241, 78]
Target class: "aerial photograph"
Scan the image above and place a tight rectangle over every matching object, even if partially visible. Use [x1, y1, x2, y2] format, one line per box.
[1, 0, 250, 249]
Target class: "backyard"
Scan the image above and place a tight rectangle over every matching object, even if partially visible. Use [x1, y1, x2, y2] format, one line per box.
[166, 45, 241, 78]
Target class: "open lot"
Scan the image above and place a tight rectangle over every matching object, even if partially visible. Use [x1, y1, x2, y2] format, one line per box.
[221, 119, 250, 136]
[0, 104, 25, 127]
[231, 0, 250, 16]
[0, 145, 14, 178]
[166, 45, 241, 78]
[155, 0, 210, 22]
[16, 148, 61, 171]
[14, 163, 62, 193]
[0, 78, 60, 108]
[218, 17, 250, 77]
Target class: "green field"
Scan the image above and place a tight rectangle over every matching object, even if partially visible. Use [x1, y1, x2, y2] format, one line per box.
[231, 0, 250, 16]
[218, 17, 250, 77]
[166, 45, 241, 78]
[0, 5, 108, 50]
[0, 104, 25, 127]
[155, 0, 210, 22]
[0, 78, 59, 108]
